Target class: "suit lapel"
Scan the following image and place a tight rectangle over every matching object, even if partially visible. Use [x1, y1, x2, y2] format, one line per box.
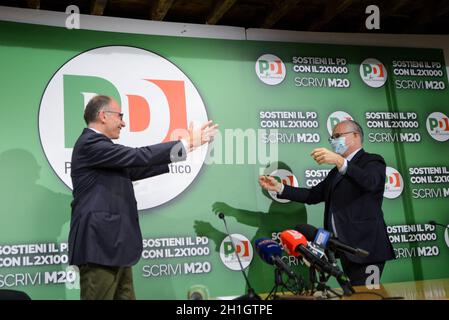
[332, 172, 344, 190]
[325, 168, 338, 202]
[324, 149, 365, 230]
[330, 149, 365, 191]
[324, 168, 338, 230]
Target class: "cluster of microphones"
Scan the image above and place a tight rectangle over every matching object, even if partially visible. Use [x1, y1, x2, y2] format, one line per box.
[216, 212, 367, 299]
[254, 224, 369, 298]
[215, 214, 448, 300]
[191, 216, 448, 300]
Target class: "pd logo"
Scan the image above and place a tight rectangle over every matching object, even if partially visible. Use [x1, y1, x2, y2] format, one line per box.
[426, 112, 449, 142]
[255, 54, 286, 85]
[384, 167, 404, 199]
[39, 46, 209, 210]
[267, 169, 299, 203]
[327, 111, 354, 135]
[360, 58, 387, 88]
[219, 234, 253, 271]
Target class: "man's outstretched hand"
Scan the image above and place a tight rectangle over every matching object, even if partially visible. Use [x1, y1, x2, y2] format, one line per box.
[187, 120, 219, 152]
[258, 175, 282, 193]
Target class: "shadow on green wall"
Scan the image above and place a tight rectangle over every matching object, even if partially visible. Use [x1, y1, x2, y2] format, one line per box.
[193, 162, 310, 296]
[0, 149, 72, 299]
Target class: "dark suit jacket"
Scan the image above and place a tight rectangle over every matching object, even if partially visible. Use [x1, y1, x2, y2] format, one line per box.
[279, 149, 395, 264]
[68, 128, 186, 267]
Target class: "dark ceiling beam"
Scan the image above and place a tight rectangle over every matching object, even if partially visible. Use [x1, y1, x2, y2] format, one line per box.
[383, 0, 410, 16]
[206, 0, 238, 25]
[435, 0, 449, 18]
[25, 0, 40, 9]
[260, 0, 302, 29]
[308, 0, 353, 31]
[150, 0, 175, 21]
[400, 1, 437, 33]
[90, 0, 108, 16]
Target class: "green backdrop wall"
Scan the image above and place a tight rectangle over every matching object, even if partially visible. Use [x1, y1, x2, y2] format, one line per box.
[0, 19, 448, 299]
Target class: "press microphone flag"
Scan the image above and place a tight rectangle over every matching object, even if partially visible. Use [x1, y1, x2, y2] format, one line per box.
[314, 228, 331, 248]
[280, 229, 354, 296]
[279, 230, 348, 280]
[254, 237, 298, 281]
[295, 224, 369, 257]
[278, 229, 307, 257]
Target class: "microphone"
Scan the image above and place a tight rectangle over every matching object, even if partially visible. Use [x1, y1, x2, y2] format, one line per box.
[295, 224, 369, 257]
[428, 220, 449, 230]
[254, 238, 298, 281]
[280, 229, 354, 297]
[279, 230, 349, 282]
[217, 212, 261, 300]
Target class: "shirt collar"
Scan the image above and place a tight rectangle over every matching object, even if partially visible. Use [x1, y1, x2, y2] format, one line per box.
[346, 148, 362, 161]
[88, 127, 101, 134]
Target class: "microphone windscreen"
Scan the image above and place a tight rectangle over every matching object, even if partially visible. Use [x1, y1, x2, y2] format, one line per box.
[295, 224, 318, 241]
[255, 238, 283, 265]
[279, 230, 308, 257]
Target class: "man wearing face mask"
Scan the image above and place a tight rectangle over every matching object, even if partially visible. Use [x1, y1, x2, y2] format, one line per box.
[259, 120, 394, 287]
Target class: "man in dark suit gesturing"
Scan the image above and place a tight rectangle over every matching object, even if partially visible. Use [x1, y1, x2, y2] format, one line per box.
[259, 120, 394, 286]
[69, 95, 217, 299]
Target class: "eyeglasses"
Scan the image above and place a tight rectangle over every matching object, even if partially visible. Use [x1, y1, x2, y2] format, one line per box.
[328, 131, 356, 142]
[102, 110, 124, 120]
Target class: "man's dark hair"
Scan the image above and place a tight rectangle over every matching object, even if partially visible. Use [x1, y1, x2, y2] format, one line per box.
[84, 95, 111, 124]
[340, 119, 364, 143]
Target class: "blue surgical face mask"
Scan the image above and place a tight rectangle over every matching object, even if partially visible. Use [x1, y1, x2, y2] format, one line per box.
[330, 137, 348, 155]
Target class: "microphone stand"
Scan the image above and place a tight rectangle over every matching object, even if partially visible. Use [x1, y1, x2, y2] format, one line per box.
[308, 265, 317, 295]
[305, 251, 346, 299]
[266, 268, 283, 300]
[327, 250, 354, 297]
[267, 266, 305, 300]
[308, 267, 342, 299]
[218, 212, 261, 300]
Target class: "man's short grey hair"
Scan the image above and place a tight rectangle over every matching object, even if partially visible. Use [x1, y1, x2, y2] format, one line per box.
[339, 119, 364, 143]
[84, 95, 111, 124]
